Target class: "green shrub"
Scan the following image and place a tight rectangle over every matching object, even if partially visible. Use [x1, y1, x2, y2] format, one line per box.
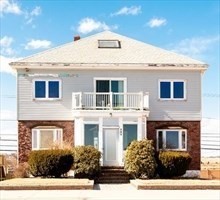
[73, 146, 101, 179]
[156, 151, 192, 178]
[28, 149, 73, 178]
[124, 139, 157, 179]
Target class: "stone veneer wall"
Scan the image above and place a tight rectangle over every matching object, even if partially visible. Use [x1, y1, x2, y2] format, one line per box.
[18, 121, 74, 163]
[147, 121, 200, 170]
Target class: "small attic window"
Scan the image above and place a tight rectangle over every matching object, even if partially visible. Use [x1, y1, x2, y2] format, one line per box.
[98, 40, 121, 48]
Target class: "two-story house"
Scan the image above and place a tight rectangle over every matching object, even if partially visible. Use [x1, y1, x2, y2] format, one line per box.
[11, 31, 207, 172]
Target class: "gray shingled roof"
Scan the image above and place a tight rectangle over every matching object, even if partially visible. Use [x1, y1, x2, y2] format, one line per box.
[13, 31, 206, 66]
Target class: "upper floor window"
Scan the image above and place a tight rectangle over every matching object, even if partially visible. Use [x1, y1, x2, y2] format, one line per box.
[98, 40, 121, 48]
[159, 80, 186, 100]
[32, 127, 63, 150]
[157, 129, 187, 151]
[33, 79, 61, 100]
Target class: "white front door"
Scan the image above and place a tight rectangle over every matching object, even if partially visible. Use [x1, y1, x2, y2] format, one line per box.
[103, 128, 119, 166]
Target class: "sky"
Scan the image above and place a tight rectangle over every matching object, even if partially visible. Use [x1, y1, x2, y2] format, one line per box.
[0, 0, 219, 153]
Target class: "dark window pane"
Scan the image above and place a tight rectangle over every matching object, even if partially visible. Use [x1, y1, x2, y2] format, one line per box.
[160, 82, 171, 98]
[174, 82, 184, 98]
[84, 124, 99, 148]
[123, 125, 137, 150]
[35, 81, 46, 98]
[49, 81, 59, 98]
[166, 131, 179, 149]
[158, 131, 163, 149]
[96, 80, 109, 92]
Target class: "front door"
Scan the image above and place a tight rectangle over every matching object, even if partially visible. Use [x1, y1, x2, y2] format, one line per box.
[103, 128, 119, 166]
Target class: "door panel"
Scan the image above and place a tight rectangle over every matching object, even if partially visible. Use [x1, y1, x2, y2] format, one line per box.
[103, 128, 119, 166]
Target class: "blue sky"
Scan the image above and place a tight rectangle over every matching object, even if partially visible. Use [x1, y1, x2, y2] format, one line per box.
[0, 0, 219, 136]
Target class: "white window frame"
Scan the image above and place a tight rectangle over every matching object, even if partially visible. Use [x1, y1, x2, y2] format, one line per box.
[98, 40, 121, 48]
[94, 77, 127, 93]
[33, 79, 62, 100]
[156, 129, 187, 151]
[158, 79, 186, 100]
[32, 128, 63, 150]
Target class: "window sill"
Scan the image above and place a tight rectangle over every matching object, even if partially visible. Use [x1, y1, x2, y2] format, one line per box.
[157, 149, 187, 151]
[33, 98, 62, 101]
[158, 98, 187, 101]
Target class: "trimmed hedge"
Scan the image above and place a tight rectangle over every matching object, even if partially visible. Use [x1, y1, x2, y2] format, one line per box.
[156, 151, 192, 178]
[28, 149, 73, 178]
[73, 146, 101, 179]
[124, 139, 157, 179]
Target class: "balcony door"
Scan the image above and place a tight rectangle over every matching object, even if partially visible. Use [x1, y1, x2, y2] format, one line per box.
[96, 79, 124, 108]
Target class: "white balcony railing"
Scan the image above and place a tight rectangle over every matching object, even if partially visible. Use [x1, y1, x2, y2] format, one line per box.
[72, 92, 149, 110]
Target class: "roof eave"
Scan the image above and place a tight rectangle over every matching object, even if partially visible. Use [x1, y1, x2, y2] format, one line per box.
[10, 62, 208, 72]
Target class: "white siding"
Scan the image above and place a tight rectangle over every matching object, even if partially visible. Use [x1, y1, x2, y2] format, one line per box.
[17, 69, 202, 121]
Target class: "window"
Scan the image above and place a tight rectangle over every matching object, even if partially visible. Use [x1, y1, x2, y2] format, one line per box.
[98, 40, 121, 48]
[32, 127, 62, 150]
[84, 124, 99, 149]
[159, 80, 186, 100]
[123, 124, 137, 150]
[95, 78, 125, 107]
[156, 129, 187, 150]
[33, 80, 61, 100]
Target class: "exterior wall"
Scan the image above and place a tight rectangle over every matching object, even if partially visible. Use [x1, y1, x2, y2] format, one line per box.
[17, 69, 202, 121]
[18, 120, 74, 163]
[147, 121, 201, 170]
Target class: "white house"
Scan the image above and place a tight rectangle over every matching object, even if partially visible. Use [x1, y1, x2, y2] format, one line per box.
[10, 31, 207, 170]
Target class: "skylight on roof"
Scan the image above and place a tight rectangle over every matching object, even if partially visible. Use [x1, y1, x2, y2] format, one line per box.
[98, 40, 121, 48]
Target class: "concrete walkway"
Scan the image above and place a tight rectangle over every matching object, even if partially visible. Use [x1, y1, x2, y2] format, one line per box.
[94, 183, 136, 190]
[0, 190, 220, 200]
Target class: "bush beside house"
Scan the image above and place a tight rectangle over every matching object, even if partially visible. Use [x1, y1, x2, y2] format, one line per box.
[28, 149, 73, 178]
[73, 146, 101, 179]
[124, 139, 157, 179]
[156, 151, 192, 178]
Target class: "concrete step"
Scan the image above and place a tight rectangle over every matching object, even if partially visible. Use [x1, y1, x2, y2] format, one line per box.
[96, 166, 130, 184]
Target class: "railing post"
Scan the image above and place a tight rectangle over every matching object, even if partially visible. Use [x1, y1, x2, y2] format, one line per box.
[110, 92, 113, 110]
[79, 92, 82, 109]
[72, 93, 75, 109]
[140, 91, 144, 110]
[144, 92, 149, 109]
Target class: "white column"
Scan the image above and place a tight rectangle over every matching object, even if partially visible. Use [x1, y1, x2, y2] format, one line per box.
[144, 116, 147, 139]
[99, 117, 103, 166]
[137, 117, 143, 140]
[118, 117, 123, 166]
[74, 117, 83, 145]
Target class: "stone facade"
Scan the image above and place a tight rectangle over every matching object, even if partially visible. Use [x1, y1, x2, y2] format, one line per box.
[147, 121, 201, 170]
[18, 121, 74, 163]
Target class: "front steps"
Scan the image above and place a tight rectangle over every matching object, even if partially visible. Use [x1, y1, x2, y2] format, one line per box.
[96, 166, 130, 183]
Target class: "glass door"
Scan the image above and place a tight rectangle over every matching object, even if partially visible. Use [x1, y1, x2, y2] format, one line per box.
[96, 79, 124, 108]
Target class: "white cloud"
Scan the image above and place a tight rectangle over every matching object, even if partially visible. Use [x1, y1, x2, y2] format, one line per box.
[0, 36, 13, 47]
[24, 39, 52, 50]
[0, 110, 16, 121]
[169, 35, 219, 57]
[0, 0, 22, 16]
[0, 36, 15, 56]
[25, 6, 42, 24]
[30, 6, 41, 16]
[202, 118, 220, 134]
[0, 55, 21, 75]
[147, 17, 167, 28]
[77, 18, 117, 34]
[111, 6, 141, 16]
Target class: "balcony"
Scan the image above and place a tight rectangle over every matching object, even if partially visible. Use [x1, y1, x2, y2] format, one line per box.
[72, 92, 149, 110]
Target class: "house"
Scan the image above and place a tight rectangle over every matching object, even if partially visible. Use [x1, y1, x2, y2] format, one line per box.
[10, 31, 207, 172]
